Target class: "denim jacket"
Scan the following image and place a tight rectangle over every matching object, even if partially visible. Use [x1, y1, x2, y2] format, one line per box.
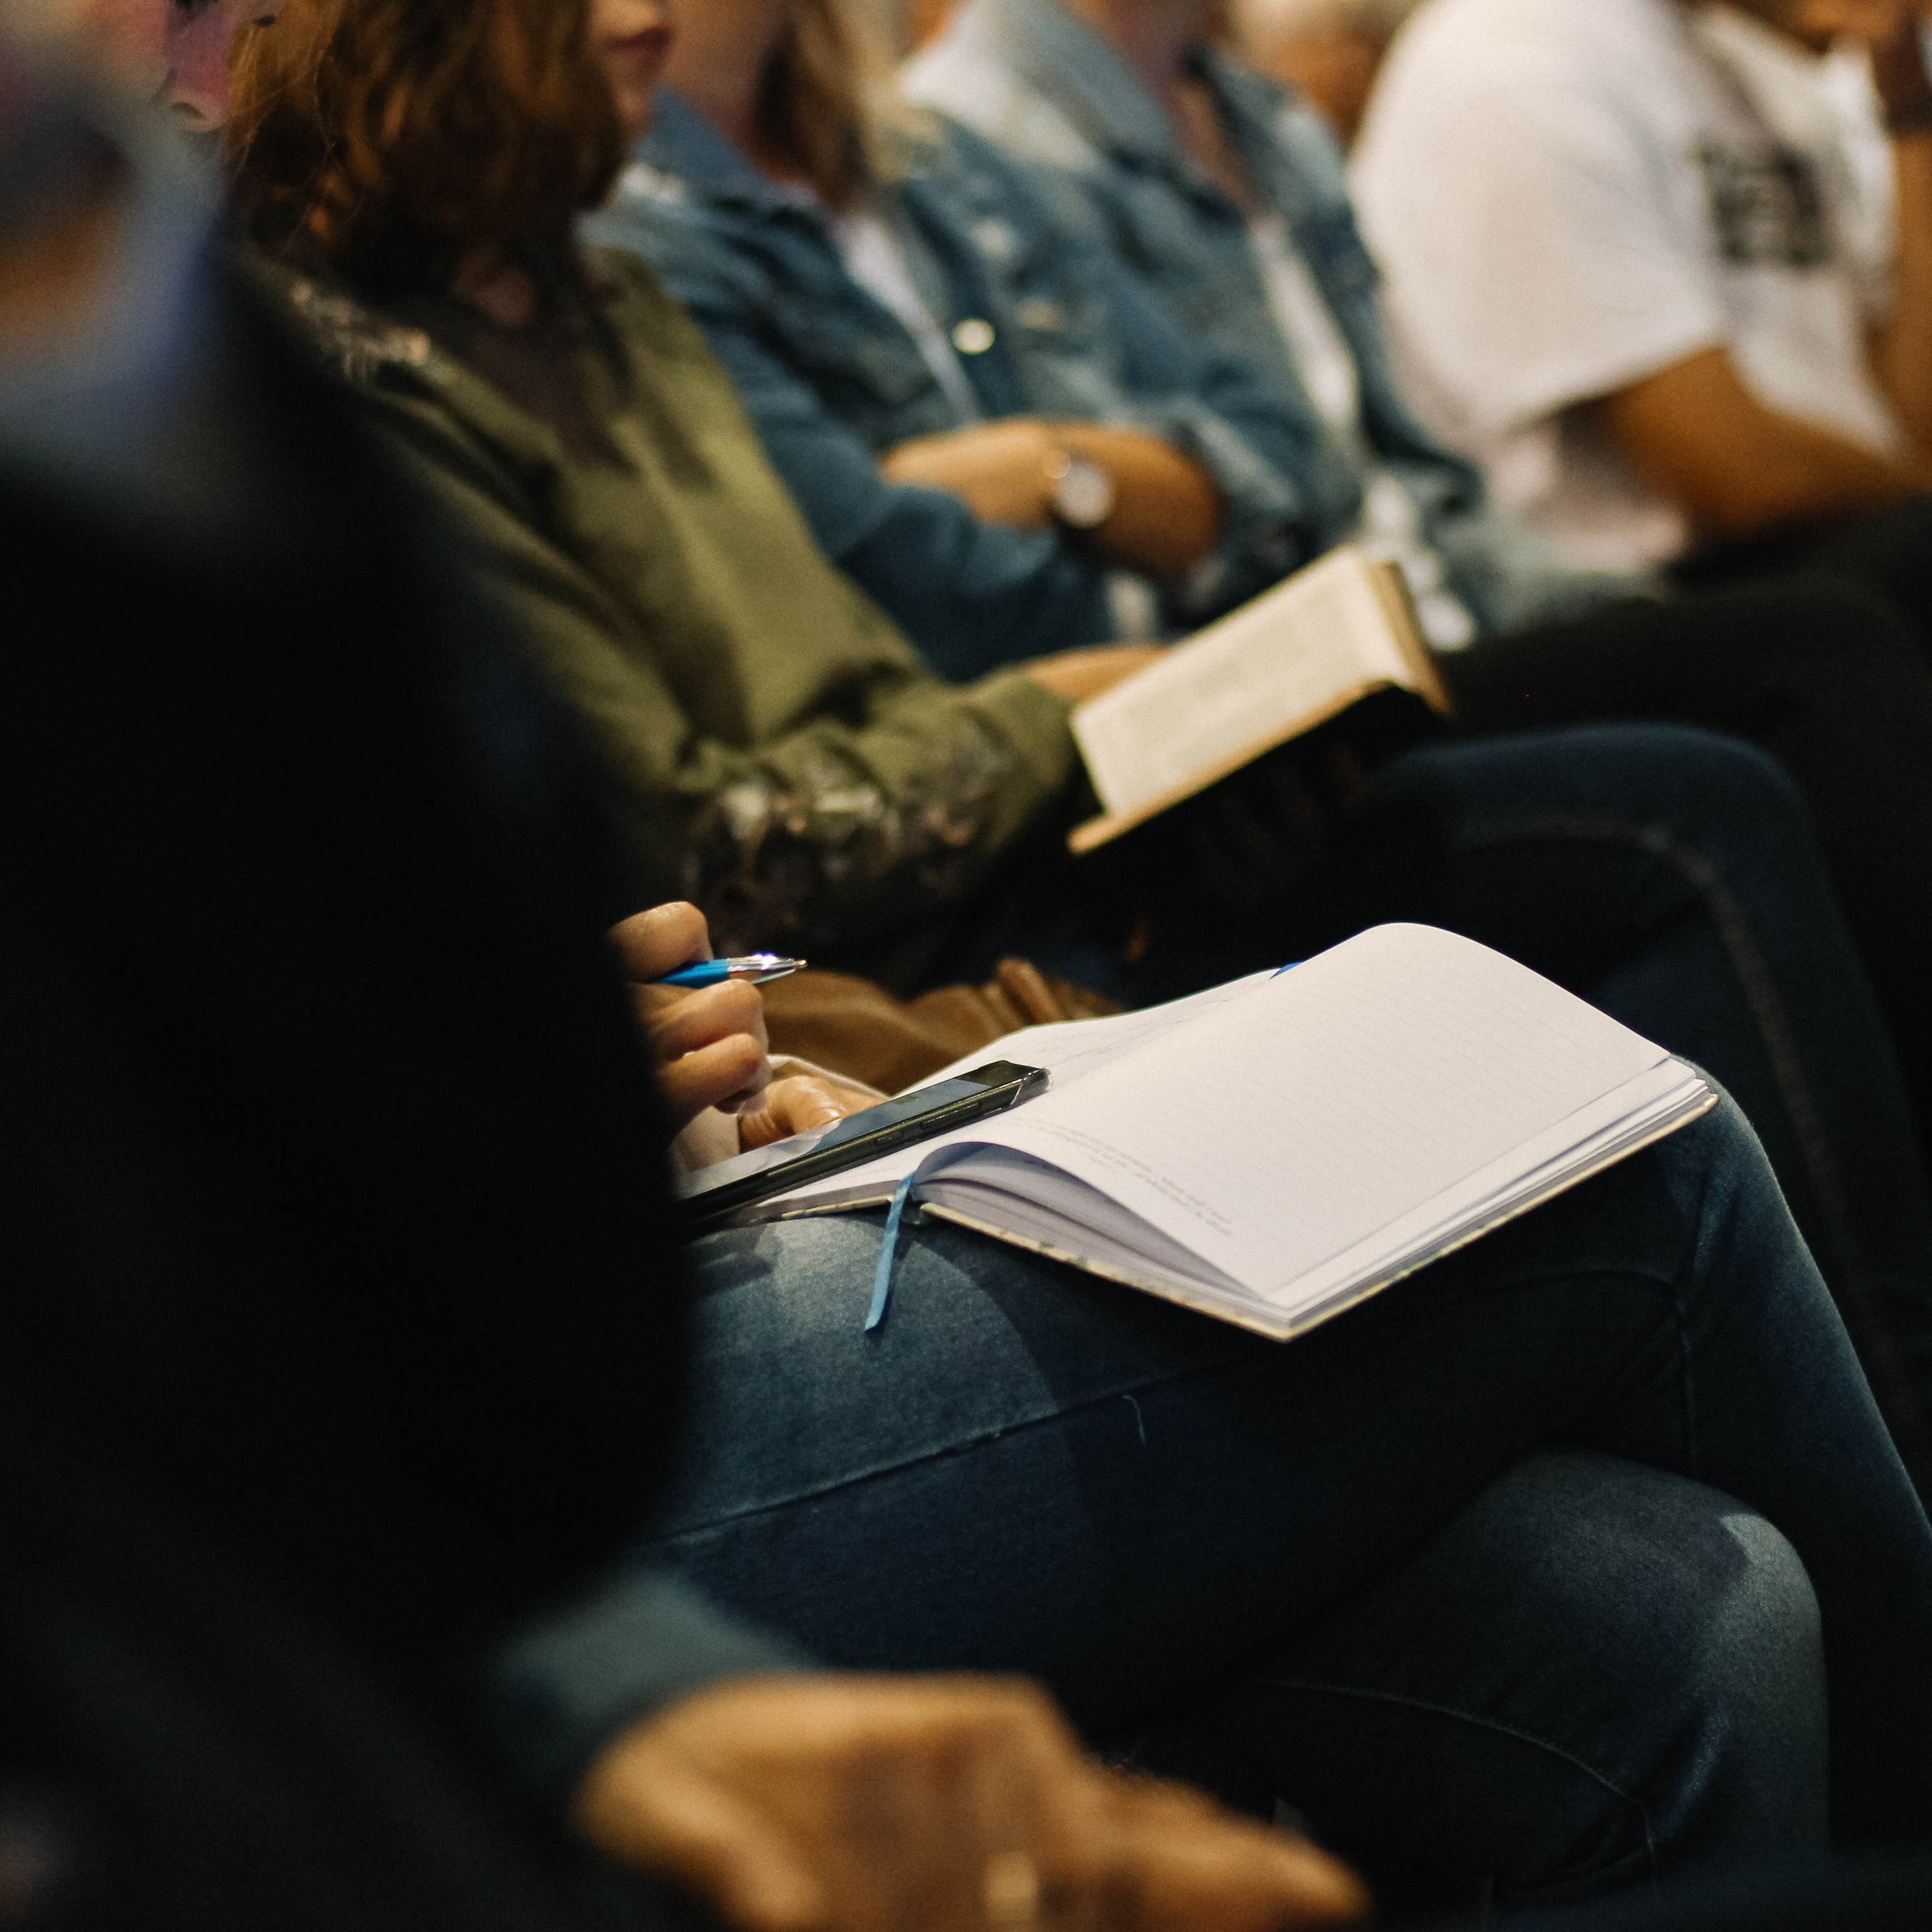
[907, 0, 1632, 633]
[586, 91, 1317, 679]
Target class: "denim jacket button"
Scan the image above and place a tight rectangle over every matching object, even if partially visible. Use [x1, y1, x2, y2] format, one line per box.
[951, 318, 997, 355]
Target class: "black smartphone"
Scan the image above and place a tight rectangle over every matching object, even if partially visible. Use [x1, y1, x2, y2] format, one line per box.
[674, 1060, 1049, 1234]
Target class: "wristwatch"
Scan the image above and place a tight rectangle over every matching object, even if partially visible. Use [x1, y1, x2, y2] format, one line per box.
[1045, 447, 1117, 532]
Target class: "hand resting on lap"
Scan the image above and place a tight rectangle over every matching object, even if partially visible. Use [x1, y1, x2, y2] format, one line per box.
[575, 1674, 1367, 1932]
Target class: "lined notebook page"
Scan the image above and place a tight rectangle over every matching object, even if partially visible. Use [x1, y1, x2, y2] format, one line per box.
[1072, 546, 1417, 817]
[981, 925, 1668, 1292]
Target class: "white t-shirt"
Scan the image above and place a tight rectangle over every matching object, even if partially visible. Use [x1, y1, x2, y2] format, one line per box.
[1353, 0, 1902, 570]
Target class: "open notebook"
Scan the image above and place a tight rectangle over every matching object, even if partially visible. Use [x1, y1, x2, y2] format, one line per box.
[1069, 544, 1452, 854]
[748, 926, 1714, 1342]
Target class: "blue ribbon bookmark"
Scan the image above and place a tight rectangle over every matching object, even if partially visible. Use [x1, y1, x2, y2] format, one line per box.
[866, 1172, 922, 1332]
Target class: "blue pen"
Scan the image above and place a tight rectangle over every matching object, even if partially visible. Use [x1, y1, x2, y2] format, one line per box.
[659, 954, 807, 989]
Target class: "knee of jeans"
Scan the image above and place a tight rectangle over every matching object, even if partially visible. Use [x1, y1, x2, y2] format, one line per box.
[1669, 1504, 1821, 1721]
[1652, 1080, 1764, 1198]
[1499, 1451, 1820, 1673]
[1646, 1083, 1820, 1308]
[1488, 1454, 1825, 1850]
[1644, 727, 1810, 835]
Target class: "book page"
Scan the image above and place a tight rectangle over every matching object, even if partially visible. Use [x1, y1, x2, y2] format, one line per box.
[1072, 546, 1422, 820]
[956, 925, 1672, 1294]
[759, 972, 1278, 1212]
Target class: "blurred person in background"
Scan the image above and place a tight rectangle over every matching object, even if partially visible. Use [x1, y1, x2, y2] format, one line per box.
[909, 0, 1932, 1200]
[908, 0, 1628, 646]
[591, 0, 1318, 679]
[1353, 0, 1932, 614]
[1230, 0, 1421, 146]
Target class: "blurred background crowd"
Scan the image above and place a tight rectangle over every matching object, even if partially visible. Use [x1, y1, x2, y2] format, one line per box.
[18, 0, 1932, 1928]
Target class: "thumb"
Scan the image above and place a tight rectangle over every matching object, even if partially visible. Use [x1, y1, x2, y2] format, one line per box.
[740, 1078, 847, 1149]
[591, 1769, 832, 1932]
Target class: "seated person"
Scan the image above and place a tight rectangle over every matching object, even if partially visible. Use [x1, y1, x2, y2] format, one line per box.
[0, 32, 1359, 1928]
[227, 0, 1932, 1484]
[907, 0, 1932, 1193]
[553, 889, 1932, 1907]
[1351, 0, 1932, 594]
[590, 1, 1320, 680]
[1230, 0, 1423, 146]
[32, 6, 1932, 1910]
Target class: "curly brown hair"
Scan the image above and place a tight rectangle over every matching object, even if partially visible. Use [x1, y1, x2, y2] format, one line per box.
[226, 0, 623, 295]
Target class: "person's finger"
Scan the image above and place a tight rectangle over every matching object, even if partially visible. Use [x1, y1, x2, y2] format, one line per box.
[647, 981, 770, 1064]
[610, 901, 712, 983]
[657, 1034, 769, 1126]
[1105, 1778, 1368, 1931]
[963, 1725, 1074, 1932]
[738, 1077, 853, 1149]
[930, 1689, 1121, 1932]
[576, 1760, 832, 1932]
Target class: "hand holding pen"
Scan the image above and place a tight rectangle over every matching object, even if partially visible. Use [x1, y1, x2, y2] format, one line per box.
[609, 904, 778, 1126]
[608, 904, 860, 1149]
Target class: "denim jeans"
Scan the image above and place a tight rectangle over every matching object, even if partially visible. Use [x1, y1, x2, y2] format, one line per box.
[655, 1096, 1932, 1905]
[946, 722, 1932, 1487]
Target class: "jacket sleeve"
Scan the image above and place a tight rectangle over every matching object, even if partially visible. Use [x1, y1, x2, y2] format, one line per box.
[622, 248, 1121, 678]
[484, 1566, 811, 1803]
[364, 396, 1079, 958]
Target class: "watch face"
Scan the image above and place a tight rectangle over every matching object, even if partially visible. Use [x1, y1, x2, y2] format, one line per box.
[1052, 453, 1116, 531]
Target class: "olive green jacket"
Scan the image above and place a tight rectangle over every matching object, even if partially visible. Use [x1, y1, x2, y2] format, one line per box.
[266, 251, 1077, 962]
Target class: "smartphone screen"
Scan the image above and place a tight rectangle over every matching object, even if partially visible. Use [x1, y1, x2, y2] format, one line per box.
[675, 1060, 1048, 1232]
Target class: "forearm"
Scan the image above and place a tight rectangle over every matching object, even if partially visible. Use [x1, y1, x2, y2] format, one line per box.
[1050, 422, 1225, 575]
[637, 673, 1079, 956]
[1679, 416, 1927, 533]
[1595, 352, 1932, 538]
[836, 493, 1121, 676]
[1868, 18, 1932, 446]
[1877, 132, 1932, 446]
[486, 1567, 810, 1802]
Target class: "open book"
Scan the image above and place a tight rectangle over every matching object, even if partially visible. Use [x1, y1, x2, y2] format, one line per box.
[750, 926, 1714, 1342]
[1071, 545, 1451, 853]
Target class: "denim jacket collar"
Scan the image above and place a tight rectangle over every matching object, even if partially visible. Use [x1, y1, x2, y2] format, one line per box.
[621, 93, 1036, 427]
[631, 87, 801, 215]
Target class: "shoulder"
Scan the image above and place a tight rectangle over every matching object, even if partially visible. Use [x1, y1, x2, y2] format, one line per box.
[1206, 51, 1353, 203]
[909, 108, 1113, 257]
[1361, 0, 1670, 173]
[588, 171, 799, 316]
[253, 262, 438, 392]
[1375, 0, 1641, 108]
[913, 115, 1068, 228]
[904, 40, 1104, 178]
[248, 262, 527, 472]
